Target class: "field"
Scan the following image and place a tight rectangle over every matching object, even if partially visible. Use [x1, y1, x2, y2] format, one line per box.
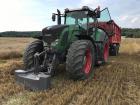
[0, 37, 140, 105]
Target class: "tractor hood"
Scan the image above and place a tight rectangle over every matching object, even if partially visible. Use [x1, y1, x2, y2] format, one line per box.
[42, 25, 68, 44]
[42, 25, 68, 36]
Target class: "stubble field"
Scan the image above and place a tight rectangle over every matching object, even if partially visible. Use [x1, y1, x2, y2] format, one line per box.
[0, 37, 140, 105]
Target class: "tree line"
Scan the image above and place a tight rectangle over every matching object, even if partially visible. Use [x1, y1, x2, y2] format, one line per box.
[121, 28, 140, 38]
[0, 28, 140, 38]
[0, 31, 41, 37]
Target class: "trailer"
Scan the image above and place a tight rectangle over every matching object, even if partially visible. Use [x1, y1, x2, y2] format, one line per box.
[97, 8, 121, 55]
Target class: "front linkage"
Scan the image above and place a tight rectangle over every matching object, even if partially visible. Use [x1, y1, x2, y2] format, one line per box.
[15, 47, 57, 91]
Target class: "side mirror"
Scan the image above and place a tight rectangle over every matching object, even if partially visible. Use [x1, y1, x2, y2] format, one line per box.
[52, 13, 56, 21]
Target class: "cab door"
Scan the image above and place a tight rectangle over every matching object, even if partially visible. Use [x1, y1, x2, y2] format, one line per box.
[98, 8, 114, 36]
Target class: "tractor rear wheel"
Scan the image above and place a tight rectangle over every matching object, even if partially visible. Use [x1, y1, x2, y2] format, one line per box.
[23, 40, 44, 70]
[66, 40, 95, 80]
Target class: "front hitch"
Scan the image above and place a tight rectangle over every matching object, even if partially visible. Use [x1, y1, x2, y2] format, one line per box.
[14, 49, 57, 91]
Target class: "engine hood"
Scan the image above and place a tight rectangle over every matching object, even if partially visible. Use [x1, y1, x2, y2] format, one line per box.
[42, 25, 68, 44]
[42, 25, 68, 36]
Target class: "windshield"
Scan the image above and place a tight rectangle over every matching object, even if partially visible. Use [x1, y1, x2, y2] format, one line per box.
[65, 11, 88, 25]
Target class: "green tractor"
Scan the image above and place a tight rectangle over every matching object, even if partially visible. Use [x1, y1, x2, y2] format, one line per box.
[15, 6, 117, 90]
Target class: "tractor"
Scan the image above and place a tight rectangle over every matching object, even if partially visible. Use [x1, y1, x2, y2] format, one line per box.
[15, 6, 121, 90]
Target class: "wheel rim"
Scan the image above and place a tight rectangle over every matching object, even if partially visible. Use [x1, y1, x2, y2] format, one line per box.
[83, 48, 92, 74]
[104, 43, 109, 62]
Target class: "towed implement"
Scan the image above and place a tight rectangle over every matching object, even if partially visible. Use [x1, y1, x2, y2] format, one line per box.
[15, 6, 121, 90]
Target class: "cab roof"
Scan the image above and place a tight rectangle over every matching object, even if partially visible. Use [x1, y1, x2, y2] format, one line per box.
[65, 6, 96, 13]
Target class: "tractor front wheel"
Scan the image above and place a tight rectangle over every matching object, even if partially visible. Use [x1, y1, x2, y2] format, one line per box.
[66, 40, 95, 80]
[23, 40, 44, 70]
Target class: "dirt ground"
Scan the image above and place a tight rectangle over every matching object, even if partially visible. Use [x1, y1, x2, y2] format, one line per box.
[0, 37, 140, 105]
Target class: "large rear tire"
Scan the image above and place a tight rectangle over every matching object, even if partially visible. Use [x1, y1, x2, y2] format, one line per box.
[23, 40, 44, 70]
[66, 40, 95, 80]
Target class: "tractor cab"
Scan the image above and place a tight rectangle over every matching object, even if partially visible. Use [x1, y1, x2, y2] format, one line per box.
[64, 6, 100, 27]
[52, 6, 100, 31]
[42, 6, 101, 45]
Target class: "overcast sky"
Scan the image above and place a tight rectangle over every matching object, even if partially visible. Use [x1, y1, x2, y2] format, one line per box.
[0, 0, 139, 32]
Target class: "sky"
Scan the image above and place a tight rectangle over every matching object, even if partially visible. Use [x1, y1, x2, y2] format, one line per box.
[0, 0, 139, 32]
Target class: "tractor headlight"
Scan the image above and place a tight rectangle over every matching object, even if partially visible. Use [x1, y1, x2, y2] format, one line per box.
[51, 39, 59, 47]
